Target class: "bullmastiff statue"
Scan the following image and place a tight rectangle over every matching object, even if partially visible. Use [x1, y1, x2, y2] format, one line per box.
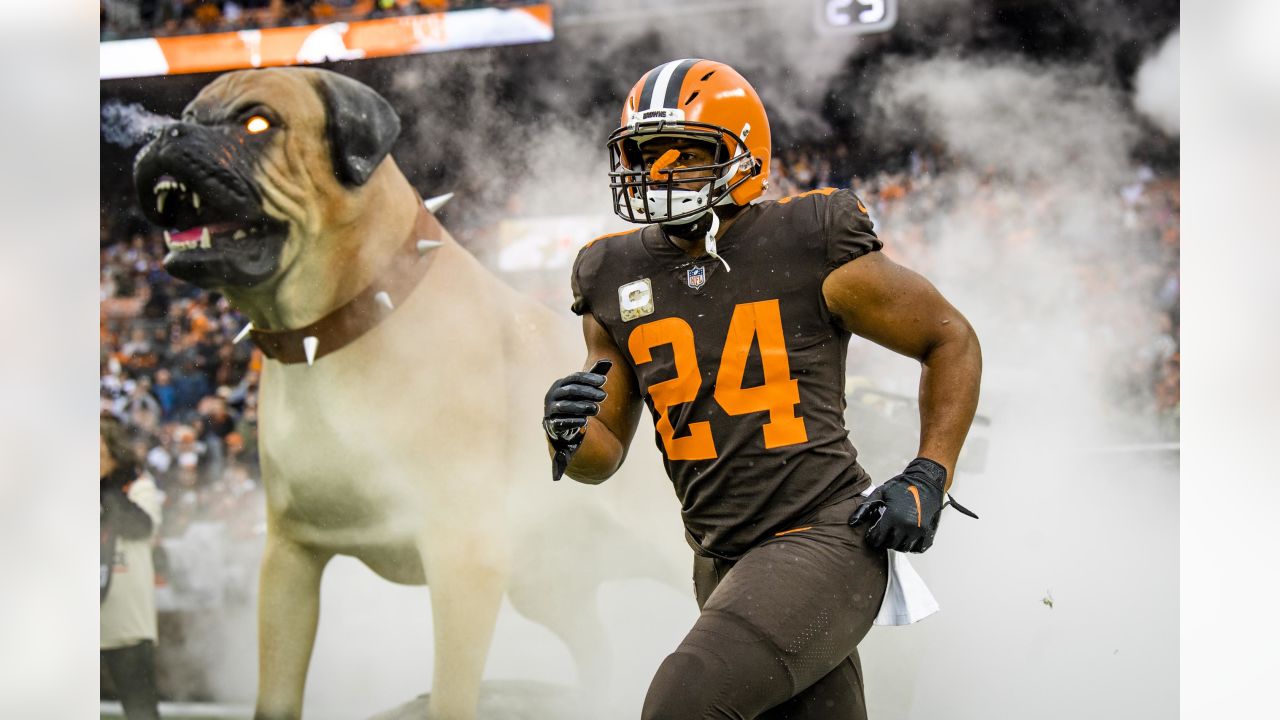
[132, 67, 686, 719]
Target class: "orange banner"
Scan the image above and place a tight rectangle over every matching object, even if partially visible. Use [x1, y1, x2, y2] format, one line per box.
[101, 4, 553, 79]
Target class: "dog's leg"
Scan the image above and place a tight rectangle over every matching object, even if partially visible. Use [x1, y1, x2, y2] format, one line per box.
[418, 520, 509, 720]
[255, 533, 332, 720]
[507, 578, 611, 711]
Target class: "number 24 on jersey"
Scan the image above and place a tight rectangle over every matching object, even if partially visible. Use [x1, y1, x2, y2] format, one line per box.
[628, 299, 808, 461]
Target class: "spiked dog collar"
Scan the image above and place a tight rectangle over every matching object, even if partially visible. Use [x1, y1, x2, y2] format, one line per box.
[247, 201, 445, 366]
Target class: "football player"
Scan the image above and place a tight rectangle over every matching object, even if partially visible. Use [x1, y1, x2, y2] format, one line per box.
[543, 58, 982, 719]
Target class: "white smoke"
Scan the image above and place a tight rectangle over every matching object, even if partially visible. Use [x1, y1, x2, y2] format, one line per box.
[847, 56, 1177, 719]
[875, 57, 1141, 183]
[551, 0, 865, 136]
[863, 56, 1160, 423]
[101, 100, 173, 148]
[1134, 30, 1180, 137]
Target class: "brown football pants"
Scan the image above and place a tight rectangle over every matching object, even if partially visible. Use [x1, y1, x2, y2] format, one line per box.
[642, 495, 888, 720]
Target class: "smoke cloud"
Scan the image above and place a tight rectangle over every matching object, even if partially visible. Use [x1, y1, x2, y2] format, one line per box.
[1133, 30, 1179, 136]
[101, 101, 173, 148]
[873, 58, 1141, 183]
[846, 54, 1177, 718]
[554, 0, 866, 137]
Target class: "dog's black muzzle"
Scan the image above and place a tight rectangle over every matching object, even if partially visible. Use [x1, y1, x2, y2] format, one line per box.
[132, 121, 288, 289]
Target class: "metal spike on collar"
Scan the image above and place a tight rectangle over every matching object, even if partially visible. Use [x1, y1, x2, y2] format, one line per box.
[303, 336, 318, 367]
[423, 192, 454, 213]
[233, 322, 254, 344]
[374, 291, 394, 311]
[416, 239, 443, 256]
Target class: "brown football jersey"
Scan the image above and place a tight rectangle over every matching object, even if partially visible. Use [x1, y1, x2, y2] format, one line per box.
[571, 187, 883, 559]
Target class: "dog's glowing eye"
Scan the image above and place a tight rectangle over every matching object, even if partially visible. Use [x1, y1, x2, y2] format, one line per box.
[245, 116, 271, 134]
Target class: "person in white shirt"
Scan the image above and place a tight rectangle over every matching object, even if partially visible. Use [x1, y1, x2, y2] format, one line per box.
[101, 416, 163, 720]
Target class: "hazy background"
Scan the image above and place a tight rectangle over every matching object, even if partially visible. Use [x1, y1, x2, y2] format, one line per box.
[11, 1, 1278, 718]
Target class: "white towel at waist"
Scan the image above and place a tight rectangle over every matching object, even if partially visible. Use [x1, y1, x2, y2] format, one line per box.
[859, 484, 941, 626]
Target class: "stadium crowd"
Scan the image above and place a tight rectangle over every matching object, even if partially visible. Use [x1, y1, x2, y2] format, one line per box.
[100, 222, 265, 608]
[100, 0, 533, 40]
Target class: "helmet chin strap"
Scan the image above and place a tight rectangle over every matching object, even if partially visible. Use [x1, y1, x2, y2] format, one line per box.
[702, 210, 729, 272]
[663, 208, 730, 273]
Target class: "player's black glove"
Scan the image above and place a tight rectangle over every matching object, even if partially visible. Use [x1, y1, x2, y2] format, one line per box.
[848, 457, 979, 553]
[543, 359, 612, 482]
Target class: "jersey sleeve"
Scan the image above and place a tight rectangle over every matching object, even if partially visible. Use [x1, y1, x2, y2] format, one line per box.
[823, 189, 883, 271]
[569, 243, 596, 316]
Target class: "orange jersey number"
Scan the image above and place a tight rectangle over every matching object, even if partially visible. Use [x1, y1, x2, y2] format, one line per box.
[628, 317, 718, 460]
[628, 299, 809, 460]
[714, 300, 809, 448]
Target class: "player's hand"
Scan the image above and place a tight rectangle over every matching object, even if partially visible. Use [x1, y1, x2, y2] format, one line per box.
[544, 359, 612, 481]
[849, 457, 954, 553]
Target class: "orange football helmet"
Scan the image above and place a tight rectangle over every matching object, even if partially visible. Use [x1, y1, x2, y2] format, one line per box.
[608, 58, 771, 225]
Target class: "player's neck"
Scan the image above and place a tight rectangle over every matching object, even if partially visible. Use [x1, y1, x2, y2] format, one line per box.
[662, 206, 744, 257]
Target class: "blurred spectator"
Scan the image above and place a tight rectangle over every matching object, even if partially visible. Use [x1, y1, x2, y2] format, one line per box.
[152, 368, 177, 420]
[234, 403, 261, 473]
[367, 0, 399, 18]
[121, 327, 161, 379]
[170, 356, 211, 419]
[192, 1, 225, 32]
[145, 424, 175, 480]
[101, 417, 164, 720]
[200, 393, 237, 443]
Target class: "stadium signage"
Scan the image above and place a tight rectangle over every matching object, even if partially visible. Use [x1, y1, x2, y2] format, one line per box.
[814, 0, 897, 36]
[100, 4, 554, 80]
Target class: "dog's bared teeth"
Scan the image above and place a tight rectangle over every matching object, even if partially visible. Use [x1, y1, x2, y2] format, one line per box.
[233, 230, 247, 241]
[200, 227, 211, 249]
[156, 190, 167, 214]
[163, 230, 172, 248]
[193, 192, 200, 211]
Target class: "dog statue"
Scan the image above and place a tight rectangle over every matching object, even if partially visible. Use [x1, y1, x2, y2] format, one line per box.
[133, 67, 687, 720]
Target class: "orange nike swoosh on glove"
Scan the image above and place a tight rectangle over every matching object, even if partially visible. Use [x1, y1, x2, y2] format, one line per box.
[906, 486, 922, 527]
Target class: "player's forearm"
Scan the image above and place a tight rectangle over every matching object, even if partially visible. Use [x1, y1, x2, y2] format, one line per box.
[556, 417, 628, 484]
[916, 321, 982, 490]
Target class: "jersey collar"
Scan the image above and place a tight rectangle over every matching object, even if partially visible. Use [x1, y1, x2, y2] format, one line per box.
[640, 203, 762, 267]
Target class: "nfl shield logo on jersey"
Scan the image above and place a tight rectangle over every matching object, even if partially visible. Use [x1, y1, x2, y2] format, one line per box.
[687, 265, 706, 289]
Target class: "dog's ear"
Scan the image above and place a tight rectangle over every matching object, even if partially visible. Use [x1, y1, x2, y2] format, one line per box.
[312, 71, 401, 186]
